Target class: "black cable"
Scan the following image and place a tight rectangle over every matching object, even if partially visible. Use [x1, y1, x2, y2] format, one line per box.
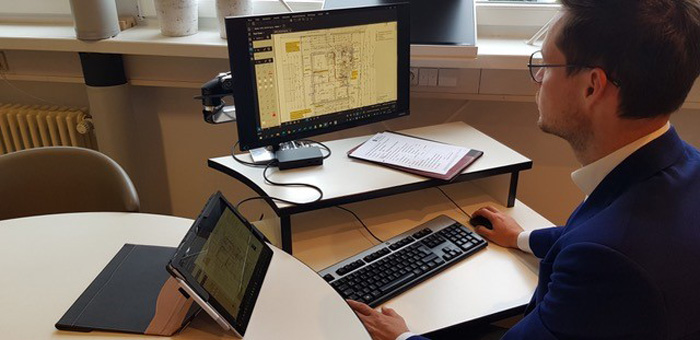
[233, 162, 323, 220]
[230, 139, 326, 209]
[235, 194, 323, 225]
[235, 196, 302, 226]
[262, 162, 324, 202]
[336, 206, 384, 244]
[436, 186, 472, 220]
[236, 195, 320, 210]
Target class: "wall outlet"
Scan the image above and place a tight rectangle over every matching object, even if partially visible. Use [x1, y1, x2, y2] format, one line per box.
[0, 51, 8, 72]
[409, 67, 419, 86]
[419, 68, 438, 87]
[438, 69, 459, 87]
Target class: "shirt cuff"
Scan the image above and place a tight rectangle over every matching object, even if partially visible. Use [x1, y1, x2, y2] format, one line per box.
[517, 230, 534, 254]
[396, 332, 418, 340]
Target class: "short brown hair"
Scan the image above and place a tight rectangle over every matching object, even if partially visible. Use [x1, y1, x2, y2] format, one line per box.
[558, 0, 700, 118]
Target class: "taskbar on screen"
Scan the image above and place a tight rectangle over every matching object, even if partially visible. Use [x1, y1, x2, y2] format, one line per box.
[255, 101, 400, 141]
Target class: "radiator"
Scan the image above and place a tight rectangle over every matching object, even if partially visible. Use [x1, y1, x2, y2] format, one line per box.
[0, 104, 98, 155]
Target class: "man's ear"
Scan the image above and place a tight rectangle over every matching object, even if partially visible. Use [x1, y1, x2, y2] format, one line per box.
[583, 68, 611, 103]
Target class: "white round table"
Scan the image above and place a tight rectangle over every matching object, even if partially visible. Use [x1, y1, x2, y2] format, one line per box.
[0, 212, 371, 340]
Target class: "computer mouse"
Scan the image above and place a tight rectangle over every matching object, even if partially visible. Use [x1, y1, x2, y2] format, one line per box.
[469, 215, 493, 230]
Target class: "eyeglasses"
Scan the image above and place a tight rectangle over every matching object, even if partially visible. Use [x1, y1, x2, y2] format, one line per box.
[527, 50, 621, 87]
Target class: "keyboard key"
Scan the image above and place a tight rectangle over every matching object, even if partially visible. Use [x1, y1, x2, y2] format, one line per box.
[460, 242, 475, 251]
[412, 228, 432, 239]
[379, 273, 416, 293]
[421, 253, 437, 263]
[323, 273, 335, 282]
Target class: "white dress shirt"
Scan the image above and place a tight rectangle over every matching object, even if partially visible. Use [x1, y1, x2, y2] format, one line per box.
[396, 331, 417, 340]
[517, 122, 670, 253]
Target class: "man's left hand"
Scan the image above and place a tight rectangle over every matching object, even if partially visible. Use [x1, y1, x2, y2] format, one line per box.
[347, 300, 410, 340]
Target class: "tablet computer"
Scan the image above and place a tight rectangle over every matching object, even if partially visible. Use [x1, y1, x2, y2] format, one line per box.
[167, 191, 272, 338]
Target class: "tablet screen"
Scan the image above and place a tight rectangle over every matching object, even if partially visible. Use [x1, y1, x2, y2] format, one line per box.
[170, 192, 272, 335]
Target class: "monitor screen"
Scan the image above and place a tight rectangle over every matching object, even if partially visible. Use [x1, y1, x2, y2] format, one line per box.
[226, 4, 410, 151]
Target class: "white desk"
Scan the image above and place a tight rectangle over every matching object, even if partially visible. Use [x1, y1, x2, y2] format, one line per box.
[0, 213, 371, 340]
[289, 182, 552, 335]
[209, 122, 532, 252]
[206, 121, 552, 335]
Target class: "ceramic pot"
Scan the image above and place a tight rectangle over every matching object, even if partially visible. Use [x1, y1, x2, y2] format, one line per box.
[69, 0, 120, 40]
[216, 0, 253, 39]
[154, 0, 199, 37]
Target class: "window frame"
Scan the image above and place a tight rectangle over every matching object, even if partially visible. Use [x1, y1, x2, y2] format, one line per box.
[477, 2, 560, 36]
[0, 0, 560, 40]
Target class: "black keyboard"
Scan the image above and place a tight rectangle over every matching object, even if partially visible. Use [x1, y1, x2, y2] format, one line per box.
[318, 215, 487, 307]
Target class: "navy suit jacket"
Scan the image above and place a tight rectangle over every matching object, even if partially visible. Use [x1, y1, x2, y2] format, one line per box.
[410, 128, 700, 340]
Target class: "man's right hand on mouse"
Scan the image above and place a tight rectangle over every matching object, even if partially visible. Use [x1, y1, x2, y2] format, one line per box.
[471, 206, 524, 249]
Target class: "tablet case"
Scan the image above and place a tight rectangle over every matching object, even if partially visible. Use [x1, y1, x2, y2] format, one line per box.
[56, 244, 201, 336]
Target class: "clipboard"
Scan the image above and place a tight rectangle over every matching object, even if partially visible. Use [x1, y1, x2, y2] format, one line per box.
[347, 131, 483, 181]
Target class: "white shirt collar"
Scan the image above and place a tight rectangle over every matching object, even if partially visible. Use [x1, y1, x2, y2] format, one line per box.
[571, 122, 670, 197]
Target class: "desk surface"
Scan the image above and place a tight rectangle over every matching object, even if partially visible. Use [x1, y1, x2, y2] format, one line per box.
[282, 182, 552, 335]
[0, 213, 370, 340]
[209, 122, 532, 213]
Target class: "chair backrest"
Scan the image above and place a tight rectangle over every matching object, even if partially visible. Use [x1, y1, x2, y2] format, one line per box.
[0, 146, 140, 220]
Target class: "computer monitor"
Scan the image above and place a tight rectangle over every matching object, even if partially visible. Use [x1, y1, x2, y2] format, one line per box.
[225, 4, 410, 152]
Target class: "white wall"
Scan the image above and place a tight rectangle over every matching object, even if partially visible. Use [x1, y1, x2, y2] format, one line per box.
[2, 60, 699, 225]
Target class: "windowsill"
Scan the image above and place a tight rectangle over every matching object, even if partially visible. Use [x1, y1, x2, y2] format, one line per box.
[0, 19, 540, 70]
[0, 20, 230, 58]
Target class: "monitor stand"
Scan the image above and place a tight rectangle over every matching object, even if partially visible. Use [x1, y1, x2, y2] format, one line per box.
[249, 141, 324, 170]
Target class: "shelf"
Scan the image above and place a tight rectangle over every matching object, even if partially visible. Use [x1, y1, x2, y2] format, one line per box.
[208, 122, 532, 215]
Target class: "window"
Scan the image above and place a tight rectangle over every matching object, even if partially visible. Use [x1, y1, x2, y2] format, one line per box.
[0, 0, 324, 21]
[0, 0, 557, 40]
[140, 0, 324, 19]
[478, 0, 557, 3]
[0, 0, 73, 20]
[476, 0, 560, 38]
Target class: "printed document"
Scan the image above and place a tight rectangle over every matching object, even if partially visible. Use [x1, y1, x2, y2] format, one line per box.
[350, 132, 470, 175]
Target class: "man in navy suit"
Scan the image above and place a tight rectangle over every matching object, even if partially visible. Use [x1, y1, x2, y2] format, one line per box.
[348, 0, 700, 339]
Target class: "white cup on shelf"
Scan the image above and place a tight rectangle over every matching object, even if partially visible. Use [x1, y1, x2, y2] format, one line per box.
[216, 0, 253, 39]
[154, 0, 199, 37]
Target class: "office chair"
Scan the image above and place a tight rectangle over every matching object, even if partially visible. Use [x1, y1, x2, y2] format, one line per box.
[0, 146, 140, 220]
